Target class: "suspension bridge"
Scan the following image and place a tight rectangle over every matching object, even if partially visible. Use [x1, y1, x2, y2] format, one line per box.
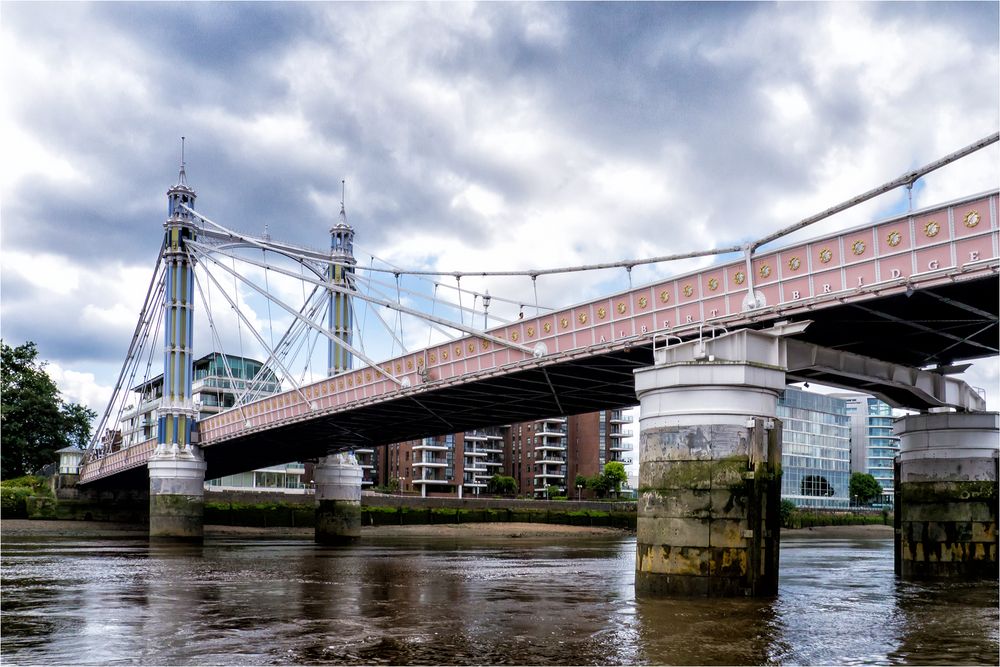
[73, 134, 999, 595]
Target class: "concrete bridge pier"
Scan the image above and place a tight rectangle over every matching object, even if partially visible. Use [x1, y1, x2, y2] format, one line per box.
[148, 446, 207, 540]
[314, 452, 363, 544]
[894, 412, 999, 579]
[634, 331, 785, 597]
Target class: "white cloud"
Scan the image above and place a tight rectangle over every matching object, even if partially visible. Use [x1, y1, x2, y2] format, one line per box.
[2, 251, 81, 295]
[45, 362, 113, 414]
[1, 2, 996, 433]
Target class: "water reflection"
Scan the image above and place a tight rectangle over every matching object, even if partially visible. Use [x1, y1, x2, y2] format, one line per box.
[634, 596, 785, 665]
[1, 532, 997, 665]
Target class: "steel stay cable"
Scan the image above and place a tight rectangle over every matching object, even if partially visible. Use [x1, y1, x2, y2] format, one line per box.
[348, 270, 515, 326]
[185, 133, 997, 279]
[85, 244, 166, 458]
[263, 249, 275, 351]
[353, 246, 549, 309]
[242, 283, 325, 404]
[298, 297, 328, 386]
[189, 239, 536, 355]
[108, 274, 165, 455]
[750, 131, 1000, 251]
[129, 278, 166, 447]
[230, 255, 246, 366]
[191, 247, 320, 403]
[191, 244, 406, 386]
[345, 274, 411, 352]
[191, 262, 251, 423]
[395, 273, 404, 356]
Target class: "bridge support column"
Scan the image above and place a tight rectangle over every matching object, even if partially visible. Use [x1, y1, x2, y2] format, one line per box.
[895, 412, 999, 579]
[148, 446, 207, 540]
[315, 453, 363, 544]
[634, 346, 785, 597]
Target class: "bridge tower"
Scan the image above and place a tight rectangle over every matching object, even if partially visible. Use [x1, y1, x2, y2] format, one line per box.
[314, 187, 364, 545]
[327, 193, 355, 374]
[147, 152, 208, 540]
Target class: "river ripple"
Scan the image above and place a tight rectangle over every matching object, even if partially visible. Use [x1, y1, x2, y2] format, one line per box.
[2, 531, 996, 665]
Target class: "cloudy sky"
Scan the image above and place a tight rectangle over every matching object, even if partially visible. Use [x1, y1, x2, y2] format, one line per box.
[3, 1, 999, 422]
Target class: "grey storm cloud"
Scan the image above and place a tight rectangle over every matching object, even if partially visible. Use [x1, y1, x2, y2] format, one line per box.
[2, 1, 998, 410]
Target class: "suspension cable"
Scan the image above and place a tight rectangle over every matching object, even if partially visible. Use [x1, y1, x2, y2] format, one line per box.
[192, 249, 319, 403]
[192, 264, 250, 423]
[185, 132, 998, 280]
[263, 249, 275, 351]
[531, 275, 539, 316]
[85, 243, 166, 459]
[190, 244, 408, 385]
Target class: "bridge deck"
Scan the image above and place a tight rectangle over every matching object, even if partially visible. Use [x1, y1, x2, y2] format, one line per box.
[81, 191, 999, 485]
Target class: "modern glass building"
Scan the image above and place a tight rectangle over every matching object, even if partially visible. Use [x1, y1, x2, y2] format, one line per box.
[830, 393, 900, 504]
[777, 388, 852, 508]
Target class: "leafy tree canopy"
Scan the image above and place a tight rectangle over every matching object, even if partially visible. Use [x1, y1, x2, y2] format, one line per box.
[1, 341, 96, 479]
[580, 462, 630, 498]
[487, 474, 518, 497]
[602, 461, 628, 494]
[849, 472, 883, 505]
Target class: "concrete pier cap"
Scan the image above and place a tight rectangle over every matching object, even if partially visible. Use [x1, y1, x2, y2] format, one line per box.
[148, 446, 207, 540]
[634, 327, 791, 597]
[314, 452, 364, 545]
[894, 411, 999, 579]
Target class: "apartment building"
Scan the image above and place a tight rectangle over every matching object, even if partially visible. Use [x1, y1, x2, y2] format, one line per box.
[778, 387, 852, 508]
[829, 392, 901, 504]
[119, 352, 312, 493]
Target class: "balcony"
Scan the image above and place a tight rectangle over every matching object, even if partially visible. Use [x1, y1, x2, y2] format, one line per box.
[609, 443, 632, 452]
[609, 413, 634, 424]
[465, 449, 487, 458]
[413, 478, 450, 486]
[608, 429, 633, 439]
[464, 464, 488, 473]
[534, 471, 565, 480]
[534, 443, 566, 452]
[413, 459, 447, 468]
[464, 433, 488, 442]
[536, 456, 566, 465]
[536, 427, 567, 437]
[414, 441, 449, 451]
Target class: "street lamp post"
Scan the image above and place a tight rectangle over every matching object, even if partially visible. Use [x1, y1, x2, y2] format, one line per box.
[577, 484, 583, 501]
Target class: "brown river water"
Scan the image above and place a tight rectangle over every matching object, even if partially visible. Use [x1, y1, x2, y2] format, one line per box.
[1, 528, 997, 665]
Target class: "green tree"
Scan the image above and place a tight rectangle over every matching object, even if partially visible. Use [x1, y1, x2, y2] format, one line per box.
[600, 461, 628, 498]
[849, 472, 883, 505]
[1, 341, 95, 479]
[62, 402, 97, 449]
[487, 474, 518, 497]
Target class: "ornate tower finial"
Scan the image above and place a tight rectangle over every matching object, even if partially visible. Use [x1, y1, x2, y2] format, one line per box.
[178, 136, 188, 186]
[339, 179, 347, 225]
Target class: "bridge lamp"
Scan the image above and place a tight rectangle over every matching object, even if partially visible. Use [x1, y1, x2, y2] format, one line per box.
[482, 291, 491, 329]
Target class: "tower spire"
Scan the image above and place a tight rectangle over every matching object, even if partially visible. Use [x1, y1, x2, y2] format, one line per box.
[339, 179, 347, 225]
[177, 136, 188, 186]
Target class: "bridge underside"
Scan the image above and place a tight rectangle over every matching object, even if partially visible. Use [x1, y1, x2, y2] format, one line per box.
[84, 272, 998, 487]
[788, 275, 998, 369]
